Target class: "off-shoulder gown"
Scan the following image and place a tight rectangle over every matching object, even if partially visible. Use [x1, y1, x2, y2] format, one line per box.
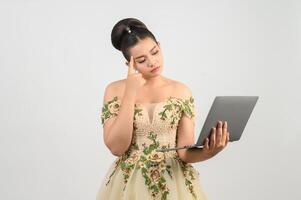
[97, 95, 208, 200]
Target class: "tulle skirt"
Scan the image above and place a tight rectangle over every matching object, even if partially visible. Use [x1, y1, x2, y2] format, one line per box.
[96, 156, 209, 200]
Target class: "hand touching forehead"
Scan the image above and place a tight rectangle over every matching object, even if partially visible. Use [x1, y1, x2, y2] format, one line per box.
[128, 37, 159, 63]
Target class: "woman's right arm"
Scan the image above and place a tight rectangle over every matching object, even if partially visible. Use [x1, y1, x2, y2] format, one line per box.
[102, 84, 137, 157]
[102, 56, 146, 157]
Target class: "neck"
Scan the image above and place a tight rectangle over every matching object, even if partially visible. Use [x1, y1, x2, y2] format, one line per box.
[143, 75, 166, 88]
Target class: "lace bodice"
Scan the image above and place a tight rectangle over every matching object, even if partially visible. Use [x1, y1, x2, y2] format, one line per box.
[101, 95, 196, 155]
[99, 95, 203, 200]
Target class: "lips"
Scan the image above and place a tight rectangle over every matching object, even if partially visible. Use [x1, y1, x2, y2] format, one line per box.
[151, 66, 160, 72]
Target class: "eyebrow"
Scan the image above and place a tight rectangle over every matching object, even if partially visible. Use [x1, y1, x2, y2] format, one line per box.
[134, 45, 157, 60]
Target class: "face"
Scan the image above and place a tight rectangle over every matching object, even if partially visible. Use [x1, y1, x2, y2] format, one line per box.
[128, 37, 163, 77]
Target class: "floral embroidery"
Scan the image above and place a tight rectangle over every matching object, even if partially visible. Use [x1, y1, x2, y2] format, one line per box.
[105, 158, 121, 186]
[158, 97, 184, 129]
[181, 96, 196, 121]
[137, 131, 172, 200]
[105, 150, 140, 190]
[175, 156, 198, 200]
[156, 96, 196, 129]
[116, 132, 142, 191]
[102, 97, 142, 190]
[101, 95, 199, 199]
[133, 104, 142, 131]
[119, 153, 138, 191]
[101, 96, 121, 125]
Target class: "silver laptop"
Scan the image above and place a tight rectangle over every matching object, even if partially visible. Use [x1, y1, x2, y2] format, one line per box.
[156, 96, 259, 152]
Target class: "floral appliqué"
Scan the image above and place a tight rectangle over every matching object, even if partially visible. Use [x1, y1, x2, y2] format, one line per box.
[101, 96, 121, 125]
[137, 131, 173, 200]
[100, 95, 198, 200]
[157, 96, 196, 129]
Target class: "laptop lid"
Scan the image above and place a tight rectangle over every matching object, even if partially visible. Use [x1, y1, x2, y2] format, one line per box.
[195, 96, 259, 147]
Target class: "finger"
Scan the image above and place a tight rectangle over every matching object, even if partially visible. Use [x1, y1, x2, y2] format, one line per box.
[216, 121, 223, 146]
[223, 121, 227, 132]
[222, 121, 228, 145]
[204, 138, 209, 150]
[133, 73, 146, 86]
[225, 132, 229, 146]
[127, 56, 135, 74]
[209, 127, 216, 150]
[227, 132, 230, 143]
[224, 132, 229, 146]
[134, 72, 144, 78]
[135, 71, 146, 82]
[127, 56, 136, 75]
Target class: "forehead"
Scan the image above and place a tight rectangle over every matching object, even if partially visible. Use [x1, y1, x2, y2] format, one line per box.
[128, 37, 157, 57]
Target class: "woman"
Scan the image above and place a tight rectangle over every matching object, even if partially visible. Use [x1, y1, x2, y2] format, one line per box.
[97, 18, 229, 200]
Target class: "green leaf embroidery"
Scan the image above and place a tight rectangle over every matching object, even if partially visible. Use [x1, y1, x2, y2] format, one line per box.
[103, 96, 198, 199]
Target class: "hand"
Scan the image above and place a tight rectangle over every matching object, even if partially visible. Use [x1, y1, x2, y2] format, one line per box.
[202, 121, 230, 158]
[125, 56, 146, 94]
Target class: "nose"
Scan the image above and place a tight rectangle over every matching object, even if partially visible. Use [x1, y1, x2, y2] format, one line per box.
[148, 58, 157, 68]
[148, 63, 154, 68]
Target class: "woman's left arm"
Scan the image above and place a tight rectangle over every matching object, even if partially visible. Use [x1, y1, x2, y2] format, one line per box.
[177, 120, 229, 163]
[175, 84, 230, 163]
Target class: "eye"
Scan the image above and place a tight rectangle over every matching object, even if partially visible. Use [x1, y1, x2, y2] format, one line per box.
[138, 51, 159, 64]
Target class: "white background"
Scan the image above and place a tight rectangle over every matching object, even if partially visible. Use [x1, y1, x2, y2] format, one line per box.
[0, 0, 300, 199]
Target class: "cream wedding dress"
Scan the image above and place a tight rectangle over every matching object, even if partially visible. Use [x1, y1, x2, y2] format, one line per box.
[97, 95, 208, 200]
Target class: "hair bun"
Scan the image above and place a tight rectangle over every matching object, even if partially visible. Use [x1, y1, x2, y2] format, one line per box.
[111, 18, 148, 51]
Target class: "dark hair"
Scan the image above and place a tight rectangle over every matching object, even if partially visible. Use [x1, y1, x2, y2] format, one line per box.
[111, 18, 158, 61]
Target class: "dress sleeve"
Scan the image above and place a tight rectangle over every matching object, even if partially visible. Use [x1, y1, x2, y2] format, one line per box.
[181, 96, 196, 124]
[100, 96, 121, 126]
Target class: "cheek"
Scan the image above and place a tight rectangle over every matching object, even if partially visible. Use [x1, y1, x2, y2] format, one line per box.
[157, 53, 163, 61]
[137, 63, 147, 69]
[136, 65, 145, 72]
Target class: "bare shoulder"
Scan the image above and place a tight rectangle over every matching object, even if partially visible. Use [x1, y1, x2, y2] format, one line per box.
[171, 80, 193, 99]
[103, 79, 126, 103]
